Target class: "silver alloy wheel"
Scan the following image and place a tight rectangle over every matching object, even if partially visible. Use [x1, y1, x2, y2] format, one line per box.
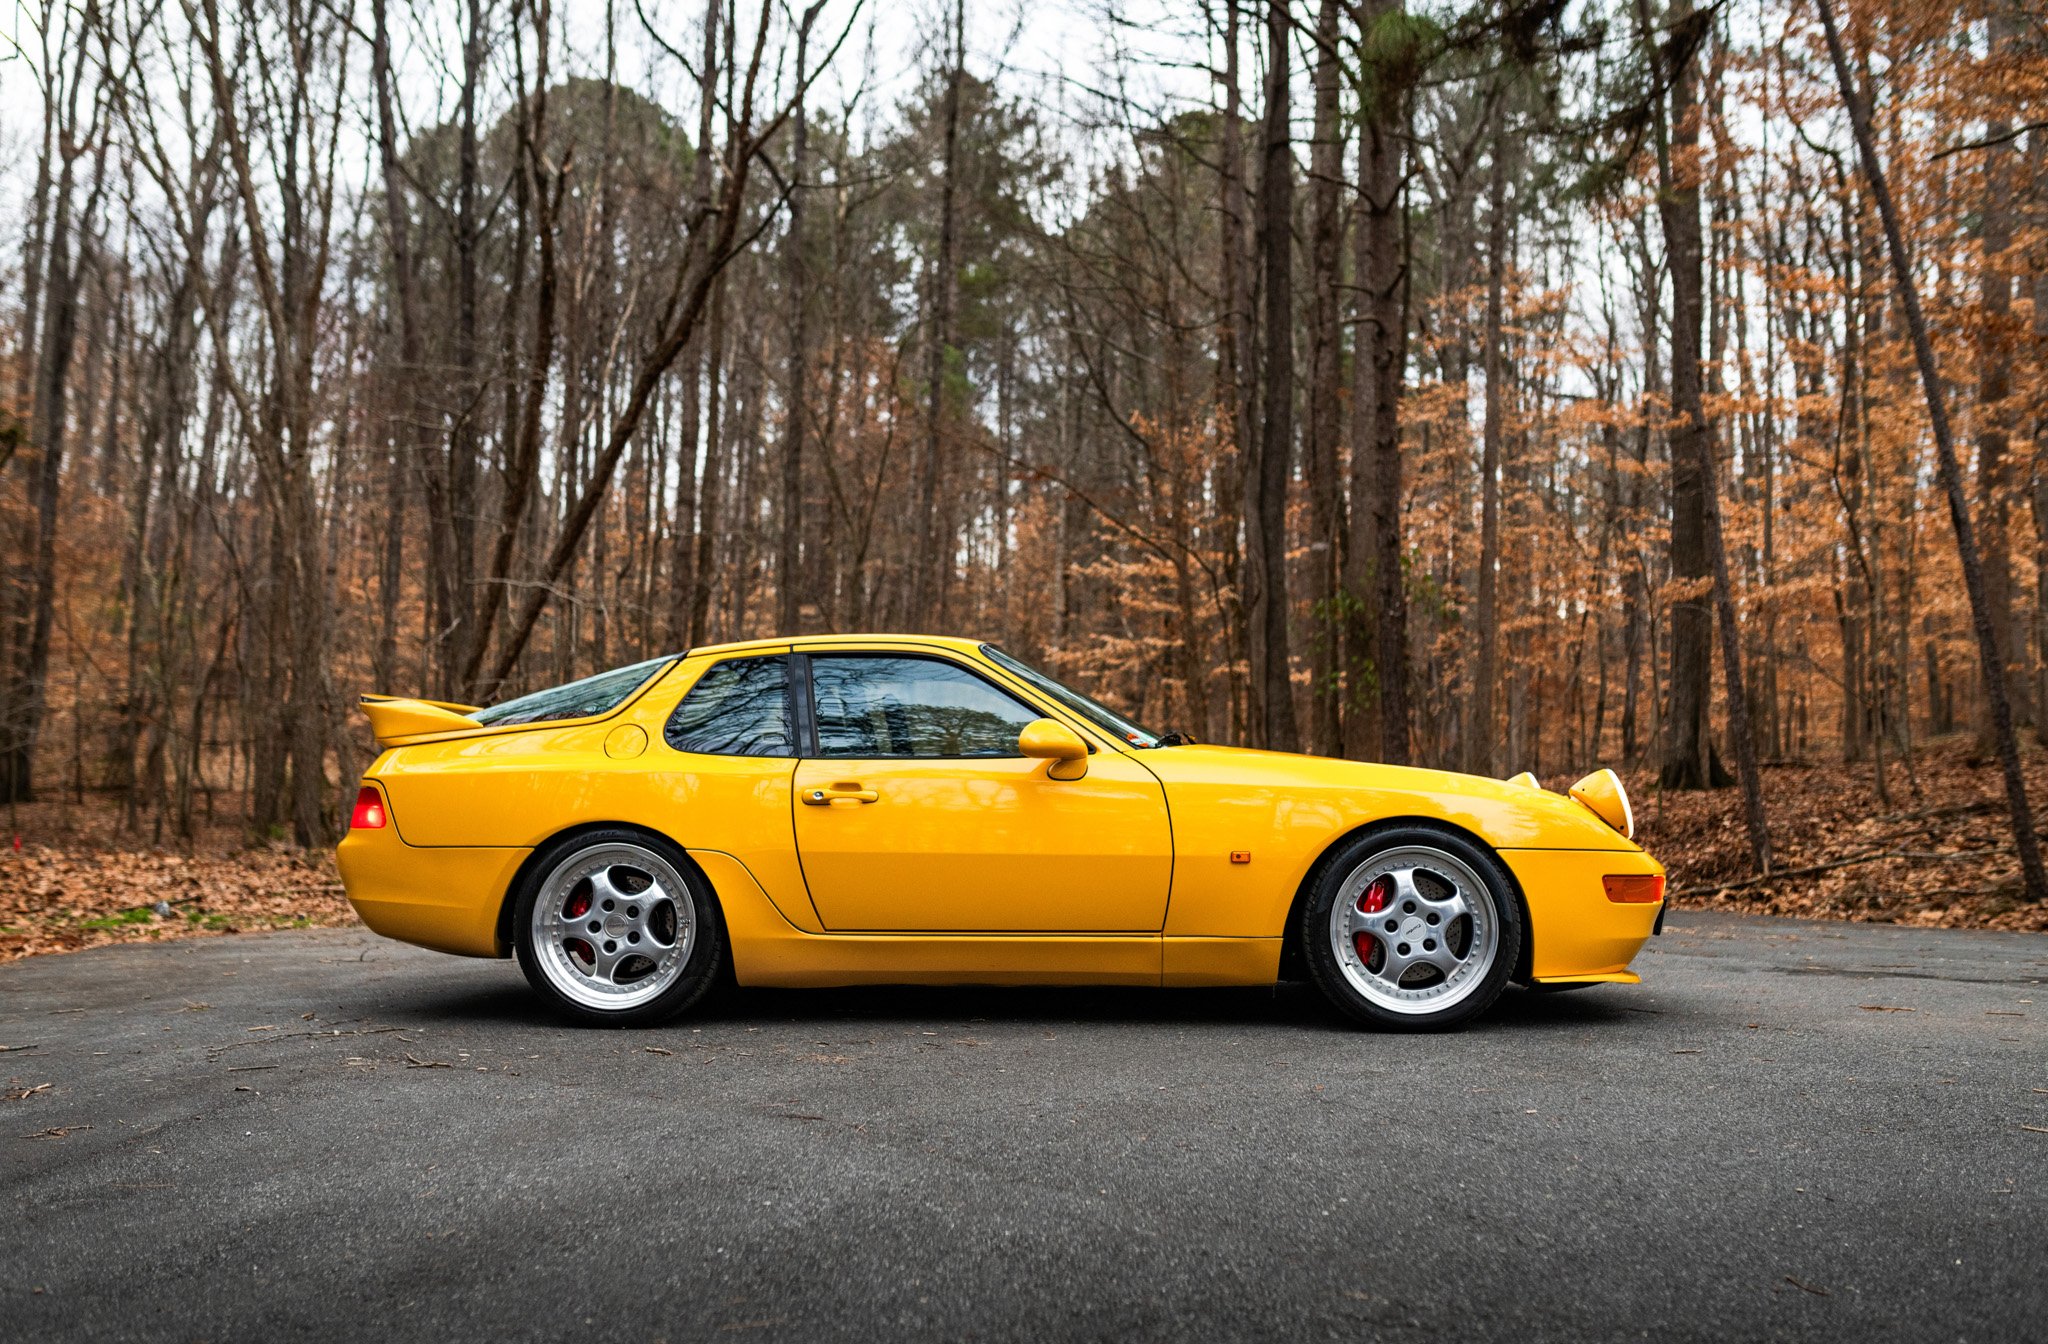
[529, 841, 695, 1012]
[1327, 844, 1500, 1015]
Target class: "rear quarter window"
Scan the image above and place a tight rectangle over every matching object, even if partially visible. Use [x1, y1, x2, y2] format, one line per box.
[470, 656, 675, 728]
[664, 656, 794, 756]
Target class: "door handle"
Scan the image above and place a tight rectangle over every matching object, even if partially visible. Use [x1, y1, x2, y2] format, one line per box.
[803, 787, 879, 805]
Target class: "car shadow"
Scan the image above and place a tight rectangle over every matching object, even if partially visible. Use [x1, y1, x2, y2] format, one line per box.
[1487, 985, 1648, 1030]
[393, 976, 1649, 1035]
[704, 981, 1334, 1029]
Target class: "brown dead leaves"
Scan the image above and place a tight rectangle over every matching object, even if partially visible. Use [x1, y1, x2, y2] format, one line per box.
[1616, 739, 2048, 933]
[0, 802, 356, 965]
[6, 741, 2048, 970]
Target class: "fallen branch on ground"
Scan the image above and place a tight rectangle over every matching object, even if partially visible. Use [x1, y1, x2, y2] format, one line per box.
[1678, 849, 2001, 899]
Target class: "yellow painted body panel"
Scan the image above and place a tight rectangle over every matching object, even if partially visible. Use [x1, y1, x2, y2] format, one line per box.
[691, 849, 1160, 985]
[1499, 848, 1665, 978]
[791, 752, 1171, 931]
[371, 651, 823, 934]
[335, 828, 526, 958]
[340, 636, 1667, 992]
[1142, 745, 1634, 939]
[1162, 937, 1282, 987]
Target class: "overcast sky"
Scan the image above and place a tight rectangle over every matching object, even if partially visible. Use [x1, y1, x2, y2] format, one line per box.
[0, 0, 1239, 248]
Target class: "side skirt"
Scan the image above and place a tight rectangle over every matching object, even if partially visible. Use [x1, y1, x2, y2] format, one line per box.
[693, 849, 1280, 989]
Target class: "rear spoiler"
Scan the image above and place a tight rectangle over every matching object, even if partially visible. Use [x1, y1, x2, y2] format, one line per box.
[360, 694, 484, 749]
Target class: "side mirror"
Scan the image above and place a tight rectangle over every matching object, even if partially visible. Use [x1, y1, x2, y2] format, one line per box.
[1018, 718, 1089, 780]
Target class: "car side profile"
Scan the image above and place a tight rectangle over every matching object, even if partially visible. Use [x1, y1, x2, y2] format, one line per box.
[337, 635, 1666, 1030]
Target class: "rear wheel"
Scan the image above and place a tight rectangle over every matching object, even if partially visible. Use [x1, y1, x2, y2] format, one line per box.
[513, 828, 725, 1026]
[1302, 826, 1522, 1031]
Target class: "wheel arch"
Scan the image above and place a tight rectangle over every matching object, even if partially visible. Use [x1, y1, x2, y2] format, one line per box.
[493, 819, 720, 957]
[1274, 816, 1534, 985]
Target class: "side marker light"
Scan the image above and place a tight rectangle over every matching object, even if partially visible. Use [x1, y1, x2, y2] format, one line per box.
[1603, 873, 1664, 904]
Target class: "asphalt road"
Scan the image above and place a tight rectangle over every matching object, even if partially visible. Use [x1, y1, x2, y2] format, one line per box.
[2, 911, 2044, 1343]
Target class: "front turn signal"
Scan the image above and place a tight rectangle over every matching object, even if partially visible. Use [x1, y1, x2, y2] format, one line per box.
[350, 785, 388, 830]
[1602, 874, 1665, 904]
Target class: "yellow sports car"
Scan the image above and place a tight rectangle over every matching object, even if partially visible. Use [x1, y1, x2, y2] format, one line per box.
[338, 635, 1664, 1029]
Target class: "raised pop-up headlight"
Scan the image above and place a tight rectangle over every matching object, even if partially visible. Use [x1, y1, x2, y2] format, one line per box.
[1568, 768, 1634, 840]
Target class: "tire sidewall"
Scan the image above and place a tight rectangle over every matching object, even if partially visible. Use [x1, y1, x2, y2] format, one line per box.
[1301, 825, 1523, 1031]
[513, 827, 726, 1027]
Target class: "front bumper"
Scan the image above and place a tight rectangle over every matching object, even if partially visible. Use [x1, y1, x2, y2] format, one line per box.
[1498, 847, 1665, 981]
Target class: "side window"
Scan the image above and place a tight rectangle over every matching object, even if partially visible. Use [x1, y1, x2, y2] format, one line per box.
[664, 656, 793, 757]
[810, 655, 1040, 758]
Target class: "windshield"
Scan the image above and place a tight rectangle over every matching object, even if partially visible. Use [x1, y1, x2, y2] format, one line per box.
[470, 655, 676, 728]
[980, 645, 1160, 748]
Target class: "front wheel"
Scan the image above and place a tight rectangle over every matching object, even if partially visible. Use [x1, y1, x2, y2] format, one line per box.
[513, 828, 727, 1026]
[1302, 827, 1522, 1031]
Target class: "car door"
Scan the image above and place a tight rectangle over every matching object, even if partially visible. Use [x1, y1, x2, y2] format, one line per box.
[791, 651, 1173, 932]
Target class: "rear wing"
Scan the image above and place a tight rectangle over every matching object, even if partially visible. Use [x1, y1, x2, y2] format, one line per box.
[359, 694, 483, 749]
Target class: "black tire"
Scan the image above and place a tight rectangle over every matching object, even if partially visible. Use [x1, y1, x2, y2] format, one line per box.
[1300, 825, 1523, 1032]
[512, 826, 728, 1027]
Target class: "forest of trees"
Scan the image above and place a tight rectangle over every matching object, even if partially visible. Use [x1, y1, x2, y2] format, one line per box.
[5, 0, 2048, 891]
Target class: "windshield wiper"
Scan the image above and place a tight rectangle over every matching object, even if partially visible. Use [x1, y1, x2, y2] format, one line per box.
[1154, 730, 1196, 747]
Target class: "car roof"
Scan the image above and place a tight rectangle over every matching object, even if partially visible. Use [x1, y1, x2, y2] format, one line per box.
[686, 633, 989, 658]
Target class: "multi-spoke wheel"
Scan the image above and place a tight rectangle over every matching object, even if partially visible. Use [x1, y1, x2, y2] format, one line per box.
[1302, 827, 1521, 1030]
[513, 828, 725, 1026]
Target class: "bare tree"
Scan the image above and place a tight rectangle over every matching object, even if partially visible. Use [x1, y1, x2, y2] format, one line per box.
[1246, 0, 1301, 752]
[1815, 0, 2047, 904]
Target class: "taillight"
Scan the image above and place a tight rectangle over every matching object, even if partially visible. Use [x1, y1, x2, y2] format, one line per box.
[350, 785, 388, 830]
[1603, 873, 1664, 903]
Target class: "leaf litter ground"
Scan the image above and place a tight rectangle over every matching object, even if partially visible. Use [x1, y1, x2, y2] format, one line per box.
[2, 735, 2044, 966]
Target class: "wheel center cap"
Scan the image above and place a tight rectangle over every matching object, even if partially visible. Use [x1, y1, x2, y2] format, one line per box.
[605, 914, 628, 938]
[1400, 917, 1427, 942]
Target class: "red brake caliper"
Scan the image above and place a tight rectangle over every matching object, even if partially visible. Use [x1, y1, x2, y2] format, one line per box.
[1354, 875, 1391, 972]
[563, 884, 594, 965]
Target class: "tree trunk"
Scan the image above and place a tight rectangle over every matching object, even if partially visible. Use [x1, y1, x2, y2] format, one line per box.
[1709, 441, 1772, 872]
[2032, 125, 2048, 746]
[0, 16, 95, 805]
[691, 275, 729, 647]
[1468, 114, 1512, 777]
[1217, 0, 1256, 745]
[370, 0, 421, 690]
[777, 5, 824, 634]
[667, 0, 723, 652]
[489, 0, 791, 683]
[1, 144, 82, 803]
[1245, 0, 1301, 753]
[912, 0, 966, 631]
[461, 1, 556, 698]
[1350, 0, 1412, 765]
[439, 0, 487, 696]
[1650, 0, 1720, 791]
[1815, 0, 2048, 903]
[1973, 31, 2026, 744]
[1303, 0, 1345, 757]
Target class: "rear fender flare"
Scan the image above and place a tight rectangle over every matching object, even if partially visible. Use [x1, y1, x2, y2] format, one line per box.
[493, 821, 720, 959]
